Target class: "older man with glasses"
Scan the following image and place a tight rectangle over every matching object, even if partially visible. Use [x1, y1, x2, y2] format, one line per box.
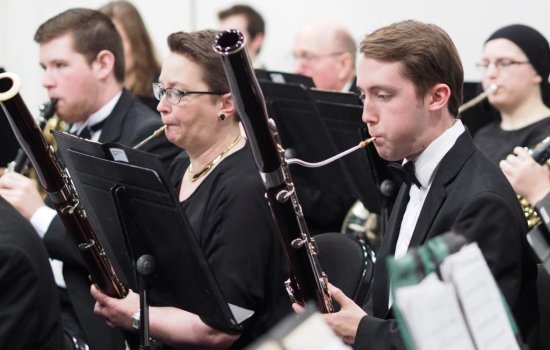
[292, 18, 358, 93]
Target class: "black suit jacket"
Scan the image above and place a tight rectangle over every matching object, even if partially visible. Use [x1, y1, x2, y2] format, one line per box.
[354, 131, 538, 350]
[42, 90, 181, 350]
[0, 197, 67, 350]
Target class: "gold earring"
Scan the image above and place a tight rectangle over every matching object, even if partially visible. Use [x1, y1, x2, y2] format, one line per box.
[218, 113, 226, 121]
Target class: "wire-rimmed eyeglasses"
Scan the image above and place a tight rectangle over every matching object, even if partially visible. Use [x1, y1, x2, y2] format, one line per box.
[152, 83, 226, 105]
[292, 51, 345, 63]
[476, 59, 530, 71]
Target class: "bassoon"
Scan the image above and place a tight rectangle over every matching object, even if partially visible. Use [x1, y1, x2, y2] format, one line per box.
[214, 29, 334, 312]
[0, 73, 130, 300]
[6, 98, 57, 174]
[0, 72, 143, 347]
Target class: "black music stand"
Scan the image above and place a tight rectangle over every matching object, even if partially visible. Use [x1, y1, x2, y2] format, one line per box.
[53, 132, 249, 345]
[255, 69, 315, 88]
[308, 88, 362, 106]
[259, 80, 359, 234]
[313, 101, 382, 214]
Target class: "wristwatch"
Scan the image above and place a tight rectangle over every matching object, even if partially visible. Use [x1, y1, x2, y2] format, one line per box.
[132, 308, 140, 330]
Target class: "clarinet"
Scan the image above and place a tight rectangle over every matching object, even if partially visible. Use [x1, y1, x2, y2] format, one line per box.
[214, 30, 333, 312]
[6, 98, 57, 174]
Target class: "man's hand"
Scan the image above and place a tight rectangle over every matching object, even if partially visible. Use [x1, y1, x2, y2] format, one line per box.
[0, 172, 45, 219]
[323, 284, 366, 345]
[91, 285, 139, 330]
[292, 284, 367, 345]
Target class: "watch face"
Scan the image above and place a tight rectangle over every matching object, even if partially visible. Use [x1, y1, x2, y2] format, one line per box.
[132, 311, 140, 330]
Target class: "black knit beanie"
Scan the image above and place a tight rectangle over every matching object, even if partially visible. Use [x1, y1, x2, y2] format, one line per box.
[486, 24, 550, 84]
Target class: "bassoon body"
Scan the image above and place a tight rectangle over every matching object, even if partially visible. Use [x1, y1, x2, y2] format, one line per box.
[0, 72, 127, 298]
[214, 29, 333, 312]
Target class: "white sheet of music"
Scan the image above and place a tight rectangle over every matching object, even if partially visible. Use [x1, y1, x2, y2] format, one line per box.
[395, 273, 476, 350]
[440, 244, 520, 350]
[282, 312, 351, 350]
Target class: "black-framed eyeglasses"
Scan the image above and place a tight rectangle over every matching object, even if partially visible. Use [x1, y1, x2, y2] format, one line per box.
[292, 51, 345, 63]
[152, 83, 226, 105]
[476, 59, 531, 71]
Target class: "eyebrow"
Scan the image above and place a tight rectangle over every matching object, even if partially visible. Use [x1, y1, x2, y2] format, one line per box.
[366, 85, 397, 93]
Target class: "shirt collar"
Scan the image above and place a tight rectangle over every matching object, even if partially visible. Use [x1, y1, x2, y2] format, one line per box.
[71, 91, 122, 133]
[404, 119, 465, 188]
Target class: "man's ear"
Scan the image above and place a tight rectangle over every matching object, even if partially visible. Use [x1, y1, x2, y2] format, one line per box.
[92, 50, 116, 81]
[337, 52, 354, 80]
[428, 83, 451, 112]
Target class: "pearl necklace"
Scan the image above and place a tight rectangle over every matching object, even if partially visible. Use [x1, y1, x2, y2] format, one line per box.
[188, 136, 241, 182]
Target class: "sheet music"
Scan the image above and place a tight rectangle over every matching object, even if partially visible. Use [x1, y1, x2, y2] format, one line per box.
[394, 273, 476, 350]
[440, 244, 519, 350]
[282, 313, 351, 350]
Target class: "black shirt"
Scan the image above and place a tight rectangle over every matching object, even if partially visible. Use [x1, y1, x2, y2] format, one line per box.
[474, 117, 550, 162]
[169, 143, 291, 349]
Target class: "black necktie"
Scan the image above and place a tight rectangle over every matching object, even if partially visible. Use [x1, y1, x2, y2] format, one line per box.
[76, 119, 106, 140]
[388, 161, 421, 188]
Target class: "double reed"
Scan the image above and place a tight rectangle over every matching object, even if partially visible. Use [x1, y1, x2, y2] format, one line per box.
[214, 30, 334, 312]
[0, 72, 128, 299]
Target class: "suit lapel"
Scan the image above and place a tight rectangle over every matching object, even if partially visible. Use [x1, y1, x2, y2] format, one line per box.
[98, 89, 133, 143]
[409, 131, 476, 247]
[372, 131, 477, 318]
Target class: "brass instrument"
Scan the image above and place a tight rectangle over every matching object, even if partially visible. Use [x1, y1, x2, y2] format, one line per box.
[42, 111, 68, 149]
[521, 136, 550, 228]
[341, 201, 381, 249]
[458, 83, 498, 114]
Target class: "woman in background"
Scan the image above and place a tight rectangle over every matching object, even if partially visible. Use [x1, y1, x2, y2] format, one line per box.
[100, 0, 160, 107]
[473, 24, 550, 162]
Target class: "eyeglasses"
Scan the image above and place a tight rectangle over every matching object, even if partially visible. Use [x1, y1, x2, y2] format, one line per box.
[293, 51, 345, 63]
[476, 59, 530, 71]
[152, 83, 226, 105]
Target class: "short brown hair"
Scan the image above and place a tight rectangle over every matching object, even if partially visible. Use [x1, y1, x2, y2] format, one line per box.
[34, 8, 125, 83]
[218, 4, 265, 52]
[167, 30, 230, 97]
[99, 1, 161, 96]
[359, 20, 463, 116]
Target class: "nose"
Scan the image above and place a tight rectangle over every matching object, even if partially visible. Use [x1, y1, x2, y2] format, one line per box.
[41, 69, 55, 89]
[484, 63, 499, 79]
[361, 99, 377, 126]
[156, 94, 170, 114]
[294, 60, 307, 75]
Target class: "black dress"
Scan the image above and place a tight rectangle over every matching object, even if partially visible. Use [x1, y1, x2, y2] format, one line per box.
[473, 117, 550, 162]
[169, 143, 291, 349]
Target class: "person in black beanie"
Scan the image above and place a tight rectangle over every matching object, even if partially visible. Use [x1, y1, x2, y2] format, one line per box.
[474, 24, 550, 162]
